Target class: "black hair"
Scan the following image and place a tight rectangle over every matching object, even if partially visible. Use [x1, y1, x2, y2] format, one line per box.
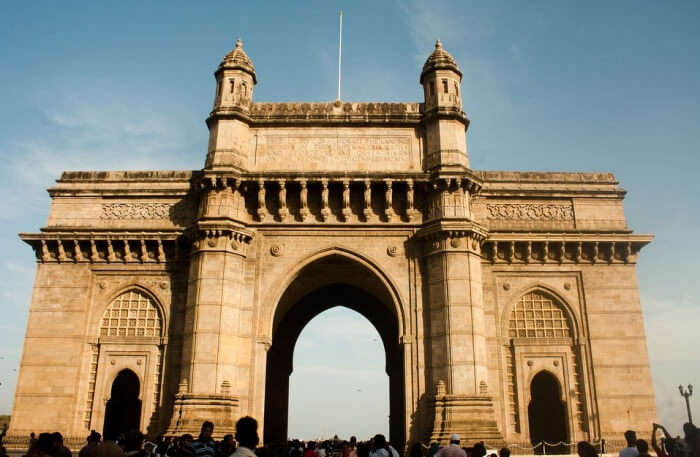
[235, 416, 259, 449]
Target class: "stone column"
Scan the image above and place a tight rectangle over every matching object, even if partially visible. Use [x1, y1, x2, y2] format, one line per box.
[417, 181, 502, 444]
[168, 181, 254, 435]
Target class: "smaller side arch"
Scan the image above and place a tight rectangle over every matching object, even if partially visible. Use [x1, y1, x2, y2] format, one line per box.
[527, 370, 569, 453]
[500, 284, 581, 341]
[103, 368, 142, 440]
[91, 284, 167, 339]
[525, 369, 566, 401]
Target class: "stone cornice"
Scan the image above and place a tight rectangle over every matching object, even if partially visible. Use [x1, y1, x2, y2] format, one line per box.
[420, 106, 470, 128]
[20, 230, 185, 264]
[482, 233, 653, 264]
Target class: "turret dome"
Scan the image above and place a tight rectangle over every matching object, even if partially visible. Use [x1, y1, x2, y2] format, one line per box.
[420, 40, 462, 83]
[218, 39, 257, 83]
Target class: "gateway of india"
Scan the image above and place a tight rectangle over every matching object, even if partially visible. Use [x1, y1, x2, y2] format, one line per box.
[7, 39, 656, 451]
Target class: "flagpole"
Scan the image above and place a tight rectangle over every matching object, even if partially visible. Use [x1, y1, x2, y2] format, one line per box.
[337, 10, 342, 101]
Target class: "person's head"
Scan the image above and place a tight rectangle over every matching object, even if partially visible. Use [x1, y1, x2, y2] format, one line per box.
[199, 421, 214, 442]
[235, 416, 259, 449]
[576, 441, 597, 457]
[624, 431, 637, 447]
[31, 433, 36, 439]
[51, 432, 64, 449]
[450, 434, 460, 446]
[308, 442, 316, 450]
[357, 444, 370, 457]
[88, 431, 102, 444]
[122, 429, 144, 452]
[223, 435, 235, 447]
[373, 435, 387, 451]
[38, 433, 53, 456]
[350, 437, 357, 447]
[472, 442, 486, 457]
[144, 443, 155, 454]
[499, 448, 510, 457]
[635, 440, 648, 455]
[180, 435, 193, 448]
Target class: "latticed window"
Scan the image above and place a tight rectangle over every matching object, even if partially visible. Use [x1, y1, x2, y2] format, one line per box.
[508, 291, 571, 338]
[101, 290, 161, 337]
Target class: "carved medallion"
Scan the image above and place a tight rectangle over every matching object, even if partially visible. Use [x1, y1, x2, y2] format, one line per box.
[270, 245, 282, 257]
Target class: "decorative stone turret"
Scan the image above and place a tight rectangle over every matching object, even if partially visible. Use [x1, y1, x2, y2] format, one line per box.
[420, 40, 470, 171]
[206, 39, 257, 171]
[214, 38, 257, 110]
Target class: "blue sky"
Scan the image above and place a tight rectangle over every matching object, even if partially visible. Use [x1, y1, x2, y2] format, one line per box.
[0, 0, 698, 441]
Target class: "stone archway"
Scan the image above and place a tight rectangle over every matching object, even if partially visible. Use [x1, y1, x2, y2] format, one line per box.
[528, 371, 568, 454]
[103, 369, 142, 440]
[263, 254, 405, 446]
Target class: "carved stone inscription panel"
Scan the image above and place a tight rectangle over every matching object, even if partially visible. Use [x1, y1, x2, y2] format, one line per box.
[253, 129, 419, 171]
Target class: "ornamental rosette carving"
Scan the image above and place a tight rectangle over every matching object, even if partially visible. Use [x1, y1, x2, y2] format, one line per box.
[486, 203, 574, 221]
[101, 203, 171, 220]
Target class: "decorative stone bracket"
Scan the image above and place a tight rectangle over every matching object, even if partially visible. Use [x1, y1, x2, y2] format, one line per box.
[482, 235, 653, 265]
[20, 231, 184, 264]
[414, 220, 489, 257]
[190, 226, 254, 257]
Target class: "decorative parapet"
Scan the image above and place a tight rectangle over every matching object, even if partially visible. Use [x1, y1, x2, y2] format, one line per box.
[249, 101, 423, 125]
[481, 234, 653, 265]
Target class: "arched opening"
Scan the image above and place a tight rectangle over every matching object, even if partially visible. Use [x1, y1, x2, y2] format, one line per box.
[264, 254, 404, 447]
[288, 307, 388, 439]
[528, 371, 568, 454]
[103, 369, 142, 440]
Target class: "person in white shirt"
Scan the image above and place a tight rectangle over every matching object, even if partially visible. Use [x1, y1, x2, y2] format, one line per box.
[619, 431, 639, 457]
[435, 434, 466, 457]
[230, 417, 259, 457]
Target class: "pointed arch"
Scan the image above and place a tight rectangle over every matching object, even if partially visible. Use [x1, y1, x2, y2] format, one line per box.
[259, 246, 407, 342]
[99, 287, 164, 338]
[500, 284, 580, 341]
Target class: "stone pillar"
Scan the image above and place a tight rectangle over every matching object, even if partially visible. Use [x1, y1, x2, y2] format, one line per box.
[418, 181, 502, 444]
[167, 222, 253, 436]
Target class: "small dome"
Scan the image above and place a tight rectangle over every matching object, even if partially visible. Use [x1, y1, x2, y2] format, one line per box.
[420, 40, 462, 83]
[218, 38, 257, 83]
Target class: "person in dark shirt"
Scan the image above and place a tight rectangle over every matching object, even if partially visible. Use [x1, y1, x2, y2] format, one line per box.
[51, 432, 72, 457]
[79, 431, 102, 457]
[635, 440, 651, 457]
[185, 422, 216, 457]
[216, 435, 236, 457]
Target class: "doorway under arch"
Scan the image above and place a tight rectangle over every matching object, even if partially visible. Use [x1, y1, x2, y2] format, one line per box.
[103, 369, 142, 440]
[528, 371, 568, 454]
[264, 254, 405, 447]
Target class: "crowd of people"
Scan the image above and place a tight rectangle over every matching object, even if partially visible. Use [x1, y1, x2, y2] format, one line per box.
[1, 418, 699, 457]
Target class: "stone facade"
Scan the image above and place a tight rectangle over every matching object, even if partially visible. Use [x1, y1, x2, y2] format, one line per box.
[7, 39, 656, 451]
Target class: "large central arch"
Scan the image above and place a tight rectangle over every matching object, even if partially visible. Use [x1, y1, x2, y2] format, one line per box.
[263, 252, 406, 446]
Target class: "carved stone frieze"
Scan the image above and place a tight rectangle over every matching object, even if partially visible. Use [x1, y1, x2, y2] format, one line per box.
[486, 202, 574, 221]
[102, 203, 171, 220]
